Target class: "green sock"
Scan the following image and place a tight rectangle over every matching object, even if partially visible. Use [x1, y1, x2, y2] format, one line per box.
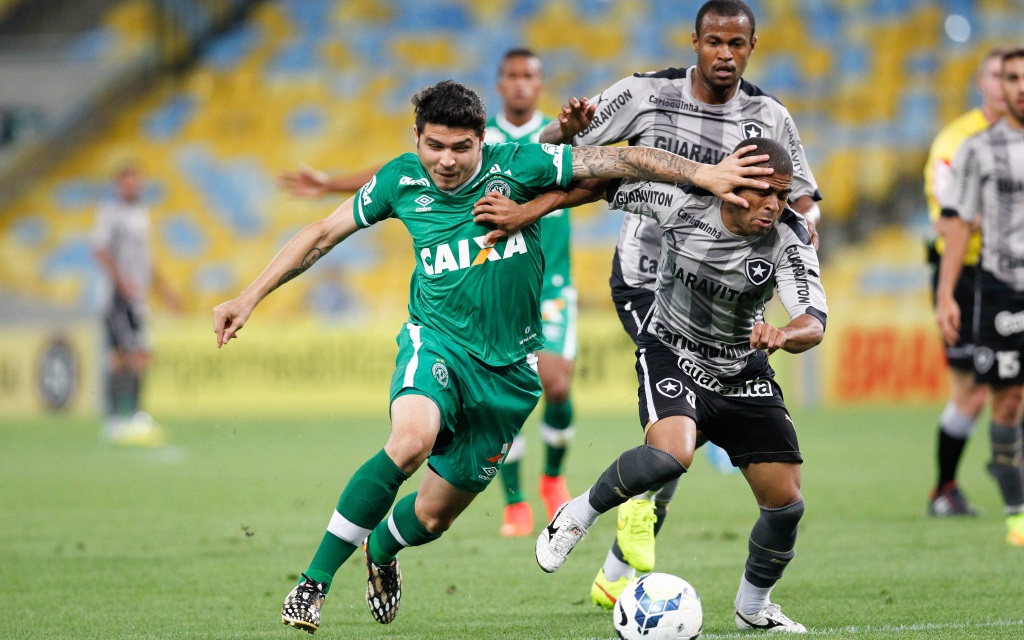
[367, 492, 441, 564]
[544, 445, 567, 478]
[305, 449, 410, 591]
[543, 399, 574, 477]
[304, 536, 356, 591]
[500, 460, 524, 505]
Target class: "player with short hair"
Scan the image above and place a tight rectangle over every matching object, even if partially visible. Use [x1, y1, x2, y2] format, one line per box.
[936, 48, 1024, 546]
[213, 79, 773, 634]
[923, 48, 1007, 517]
[536, 0, 821, 607]
[536, 137, 826, 634]
[92, 163, 177, 446]
[278, 48, 582, 538]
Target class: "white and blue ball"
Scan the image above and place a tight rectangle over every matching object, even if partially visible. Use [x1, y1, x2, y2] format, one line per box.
[613, 573, 703, 640]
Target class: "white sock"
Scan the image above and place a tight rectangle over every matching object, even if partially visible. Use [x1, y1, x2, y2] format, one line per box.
[602, 550, 636, 582]
[735, 575, 773, 615]
[564, 488, 601, 528]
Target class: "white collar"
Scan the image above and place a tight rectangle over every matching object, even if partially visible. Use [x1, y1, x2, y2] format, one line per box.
[495, 110, 544, 140]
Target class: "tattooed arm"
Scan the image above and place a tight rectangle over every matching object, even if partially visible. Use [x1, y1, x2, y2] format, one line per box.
[571, 145, 773, 209]
[213, 197, 361, 347]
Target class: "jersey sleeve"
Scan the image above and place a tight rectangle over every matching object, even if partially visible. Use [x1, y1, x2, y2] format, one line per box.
[513, 143, 574, 191]
[352, 156, 403, 228]
[924, 129, 955, 221]
[608, 180, 687, 227]
[774, 233, 828, 329]
[572, 75, 645, 147]
[940, 135, 983, 223]
[766, 103, 820, 202]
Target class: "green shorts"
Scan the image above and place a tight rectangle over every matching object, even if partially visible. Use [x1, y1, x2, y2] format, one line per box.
[539, 286, 577, 360]
[389, 322, 542, 493]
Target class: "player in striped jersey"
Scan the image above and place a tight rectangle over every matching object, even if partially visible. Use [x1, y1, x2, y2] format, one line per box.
[537, 0, 821, 607]
[936, 48, 1024, 546]
[536, 137, 826, 633]
[923, 48, 1007, 518]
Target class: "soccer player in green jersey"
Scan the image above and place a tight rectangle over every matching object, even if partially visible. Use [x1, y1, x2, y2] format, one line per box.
[214, 79, 771, 634]
[280, 49, 581, 538]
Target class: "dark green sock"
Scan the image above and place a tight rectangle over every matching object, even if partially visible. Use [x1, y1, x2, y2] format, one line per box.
[305, 449, 410, 591]
[126, 370, 142, 414]
[304, 536, 356, 591]
[544, 445, 567, 478]
[543, 399, 574, 477]
[109, 369, 134, 416]
[500, 460, 524, 504]
[368, 492, 441, 564]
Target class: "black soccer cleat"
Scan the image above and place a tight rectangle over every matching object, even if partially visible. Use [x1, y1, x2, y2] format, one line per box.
[281, 573, 326, 634]
[365, 543, 402, 624]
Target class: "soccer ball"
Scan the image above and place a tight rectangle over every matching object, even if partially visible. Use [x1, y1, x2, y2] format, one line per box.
[613, 573, 703, 640]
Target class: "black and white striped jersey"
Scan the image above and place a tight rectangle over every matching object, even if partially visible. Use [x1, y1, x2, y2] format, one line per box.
[610, 180, 828, 378]
[573, 66, 820, 299]
[942, 119, 1024, 291]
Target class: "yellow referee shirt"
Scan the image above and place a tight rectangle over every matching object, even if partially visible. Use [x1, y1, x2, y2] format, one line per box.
[924, 108, 988, 265]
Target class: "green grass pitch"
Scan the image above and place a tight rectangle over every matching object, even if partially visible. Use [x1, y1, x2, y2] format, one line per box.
[2, 404, 1023, 639]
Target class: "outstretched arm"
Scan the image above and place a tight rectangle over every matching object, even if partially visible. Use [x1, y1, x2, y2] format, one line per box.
[278, 164, 382, 197]
[571, 145, 772, 208]
[213, 198, 361, 347]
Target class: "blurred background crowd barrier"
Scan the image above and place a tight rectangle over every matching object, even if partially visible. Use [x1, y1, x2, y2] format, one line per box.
[1, 0, 1020, 418]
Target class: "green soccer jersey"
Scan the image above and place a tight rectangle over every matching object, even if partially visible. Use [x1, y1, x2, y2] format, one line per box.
[486, 112, 572, 298]
[353, 141, 573, 367]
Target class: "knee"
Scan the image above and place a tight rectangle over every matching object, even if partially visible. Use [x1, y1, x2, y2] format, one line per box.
[543, 378, 571, 404]
[992, 389, 1024, 425]
[645, 418, 697, 468]
[414, 507, 455, 534]
[422, 516, 453, 535]
[963, 386, 989, 416]
[130, 352, 150, 372]
[654, 440, 694, 469]
[384, 429, 434, 472]
[764, 499, 804, 525]
[638, 444, 689, 485]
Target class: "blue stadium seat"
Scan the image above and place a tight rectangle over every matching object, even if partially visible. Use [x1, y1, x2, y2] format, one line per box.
[267, 40, 323, 75]
[160, 215, 208, 258]
[201, 23, 263, 71]
[144, 94, 196, 140]
[175, 145, 269, 236]
[287, 106, 327, 137]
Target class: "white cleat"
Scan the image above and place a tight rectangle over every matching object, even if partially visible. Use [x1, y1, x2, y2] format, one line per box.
[735, 603, 807, 633]
[535, 502, 588, 573]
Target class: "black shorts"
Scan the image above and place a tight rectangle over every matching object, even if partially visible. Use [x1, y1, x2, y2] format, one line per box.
[635, 339, 802, 468]
[929, 260, 978, 371]
[974, 270, 1024, 387]
[612, 288, 656, 346]
[105, 293, 148, 353]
